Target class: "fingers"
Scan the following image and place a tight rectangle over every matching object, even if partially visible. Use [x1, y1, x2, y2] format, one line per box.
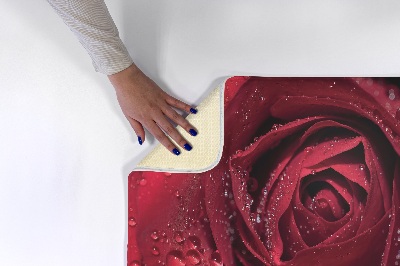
[162, 106, 198, 137]
[165, 95, 197, 114]
[145, 120, 182, 156]
[156, 113, 194, 153]
[127, 117, 145, 145]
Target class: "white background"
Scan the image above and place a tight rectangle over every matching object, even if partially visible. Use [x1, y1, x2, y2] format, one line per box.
[1, 1, 400, 265]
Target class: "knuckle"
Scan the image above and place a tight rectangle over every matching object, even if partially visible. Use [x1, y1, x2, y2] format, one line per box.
[149, 104, 159, 114]
[178, 101, 186, 109]
[171, 112, 180, 121]
[168, 97, 177, 105]
[153, 131, 165, 141]
[164, 125, 175, 135]
[172, 97, 179, 105]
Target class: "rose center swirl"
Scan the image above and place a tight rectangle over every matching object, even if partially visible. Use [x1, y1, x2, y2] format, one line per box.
[231, 115, 395, 263]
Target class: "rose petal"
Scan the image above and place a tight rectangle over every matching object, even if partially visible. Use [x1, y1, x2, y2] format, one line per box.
[230, 117, 326, 263]
[381, 159, 400, 265]
[128, 171, 216, 265]
[287, 210, 390, 266]
[234, 246, 264, 266]
[234, 219, 270, 265]
[353, 78, 400, 121]
[224, 76, 250, 107]
[203, 164, 236, 266]
[288, 170, 364, 250]
[270, 94, 400, 155]
[279, 206, 308, 260]
[299, 172, 354, 221]
[260, 144, 307, 263]
[302, 135, 362, 168]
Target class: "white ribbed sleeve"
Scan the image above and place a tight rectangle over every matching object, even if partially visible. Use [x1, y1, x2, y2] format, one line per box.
[47, 0, 134, 75]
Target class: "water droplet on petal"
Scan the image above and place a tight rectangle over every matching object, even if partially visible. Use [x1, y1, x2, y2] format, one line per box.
[152, 246, 160, 256]
[186, 236, 201, 250]
[174, 231, 185, 243]
[389, 89, 396, 100]
[166, 250, 185, 266]
[359, 164, 365, 171]
[151, 231, 159, 241]
[128, 217, 137, 227]
[129, 260, 141, 266]
[139, 178, 147, 186]
[311, 170, 316, 175]
[185, 250, 201, 265]
[210, 250, 223, 266]
[164, 172, 172, 177]
[175, 190, 181, 198]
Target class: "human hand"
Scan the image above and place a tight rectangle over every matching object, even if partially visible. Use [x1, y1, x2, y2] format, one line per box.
[108, 63, 198, 155]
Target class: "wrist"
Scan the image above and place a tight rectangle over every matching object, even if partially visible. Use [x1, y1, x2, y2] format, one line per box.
[107, 63, 141, 91]
[108, 63, 140, 82]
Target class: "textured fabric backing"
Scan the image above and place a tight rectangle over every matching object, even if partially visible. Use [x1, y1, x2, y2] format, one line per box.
[135, 83, 224, 173]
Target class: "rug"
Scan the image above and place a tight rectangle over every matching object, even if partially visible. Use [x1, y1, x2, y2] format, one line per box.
[127, 77, 400, 266]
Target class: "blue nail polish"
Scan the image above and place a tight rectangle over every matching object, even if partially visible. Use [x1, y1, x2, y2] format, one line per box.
[189, 129, 197, 136]
[184, 143, 192, 151]
[172, 148, 180, 155]
[190, 108, 198, 114]
[138, 136, 143, 145]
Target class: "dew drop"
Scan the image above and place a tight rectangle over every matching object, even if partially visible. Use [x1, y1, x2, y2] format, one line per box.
[389, 89, 396, 100]
[152, 246, 160, 256]
[175, 190, 181, 198]
[174, 231, 185, 244]
[129, 260, 141, 266]
[210, 250, 223, 266]
[128, 217, 137, 227]
[185, 249, 201, 265]
[186, 236, 202, 250]
[139, 178, 147, 186]
[304, 146, 312, 153]
[151, 230, 159, 241]
[164, 172, 172, 177]
[359, 164, 365, 171]
[166, 250, 185, 266]
[311, 170, 316, 175]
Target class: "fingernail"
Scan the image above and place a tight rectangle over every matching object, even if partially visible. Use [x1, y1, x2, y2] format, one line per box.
[184, 143, 192, 151]
[138, 136, 143, 145]
[190, 108, 197, 114]
[189, 129, 197, 136]
[172, 148, 180, 156]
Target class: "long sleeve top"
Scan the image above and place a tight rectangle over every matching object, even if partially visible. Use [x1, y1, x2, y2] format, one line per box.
[47, 0, 134, 75]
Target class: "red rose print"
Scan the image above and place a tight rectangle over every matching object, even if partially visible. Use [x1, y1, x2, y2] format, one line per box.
[128, 77, 400, 265]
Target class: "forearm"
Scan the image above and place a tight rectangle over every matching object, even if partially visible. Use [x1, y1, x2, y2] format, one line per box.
[47, 0, 133, 75]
